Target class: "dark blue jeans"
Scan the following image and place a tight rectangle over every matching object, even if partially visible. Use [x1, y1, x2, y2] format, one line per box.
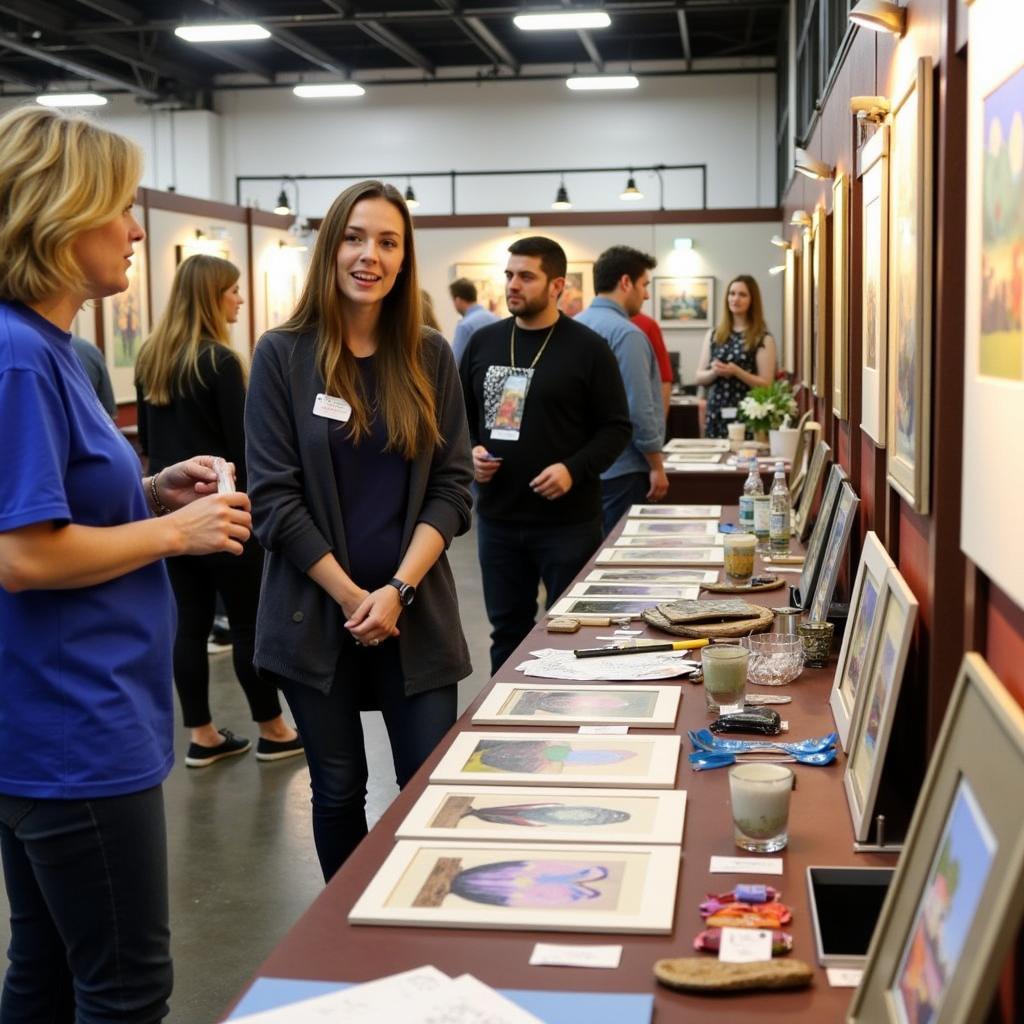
[0, 786, 171, 1024]
[277, 643, 456, 882]
[476, 514, 603, 674]
[600, 471, 650, 537]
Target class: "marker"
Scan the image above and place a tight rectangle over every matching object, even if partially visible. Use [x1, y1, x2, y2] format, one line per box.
[573, 638, 711, 659]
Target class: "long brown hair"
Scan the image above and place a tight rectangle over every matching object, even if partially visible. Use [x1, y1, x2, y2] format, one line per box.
[279, 180, 439, 459]
[136, 255, 243, 405]
[713, 274, 769, 352]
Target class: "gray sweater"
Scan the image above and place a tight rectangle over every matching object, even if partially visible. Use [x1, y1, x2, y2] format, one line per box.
[245, 326, 474, 695]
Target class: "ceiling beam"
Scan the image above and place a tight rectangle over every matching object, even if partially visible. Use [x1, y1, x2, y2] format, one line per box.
[358, 21, 435, 74]
[71, 0, 140, 24]
[201, 44, 275, 79]
[433, 1, 519, 72]
[676, 10, 692, 71]
[0, 0, 66, 32]
[0, 62, 41, 87]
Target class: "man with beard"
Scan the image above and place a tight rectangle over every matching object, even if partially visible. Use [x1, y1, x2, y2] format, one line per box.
[460, 236, 631, 673]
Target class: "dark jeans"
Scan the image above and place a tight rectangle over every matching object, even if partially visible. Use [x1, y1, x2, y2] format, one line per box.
[476, 513, 603, 674]
[600, 471, 650, 537]
[165, 540, 282, 728]
[0, 786, 171, 1024]
[277, 643, 456, 881]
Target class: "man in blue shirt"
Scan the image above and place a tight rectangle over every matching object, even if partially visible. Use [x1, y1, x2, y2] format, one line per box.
[576, 246, 668, 534]
[450, 277, 500, 365]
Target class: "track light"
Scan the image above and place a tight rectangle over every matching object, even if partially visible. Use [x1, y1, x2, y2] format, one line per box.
[790, 210, 812, 228]
[794, 148, 834, 181]
[770, 235, 790, 249]
[273, 189, 291, 216]
[849, 0, 906, 36]
[404, 183, 419, 209]
[769, 264, 787, 276]
[175, 23, 270, 42]
[37, 92, 107, 107]
[620, 175, 643, 201]
[551, 181, 572, 210]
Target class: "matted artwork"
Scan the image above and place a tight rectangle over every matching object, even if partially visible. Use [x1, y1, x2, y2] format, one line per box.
[663, 439, 730, 453]
[547, 594, 695, 619]
[832, 172, 850, 419]
[797, 462, 847, 610]
[850, 654, 1024, 1023]
[812, 205, 829, 398]
[793, 439, 833, 541]
[430, 732, 681, 788]
[808, 481, 860, 622]
[596, 547, 725, 567]
[887, 57, 934, 514]
[652, 276, 714, 328]
[801, 225, 814, 388]
[962, 0, 1024, 611]
[567, 582, 703, 600]
[783, 245, 797, 374]
[627, 503, 722, 519]
[348, 840, 681, 934]
[621, 520, 719, 537]
[395, 785, 687, 845]
[829, 532, 896, 749]
[614, 533, 724, 548]
[585, 567, 720, 584]
[558, 262, 595, 318]
[859, 125, 890, 446]
[843, 566, 918, 843]
[664, 452, 723, 465]
[103, 244, 149, 403]
[471, 683, 681, 728]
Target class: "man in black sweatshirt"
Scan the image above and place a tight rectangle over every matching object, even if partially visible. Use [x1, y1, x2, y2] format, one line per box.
[460, 236, 631, 673]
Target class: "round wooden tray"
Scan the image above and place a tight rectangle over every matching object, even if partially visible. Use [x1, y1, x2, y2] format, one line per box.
[701, 576, 786, 594]
[641, 603, 775, 638]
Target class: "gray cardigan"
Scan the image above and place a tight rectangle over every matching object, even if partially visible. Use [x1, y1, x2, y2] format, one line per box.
[245, 326, 474, 695]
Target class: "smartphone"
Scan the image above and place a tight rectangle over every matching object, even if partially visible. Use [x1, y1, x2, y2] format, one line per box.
[480, 452, 503, 462]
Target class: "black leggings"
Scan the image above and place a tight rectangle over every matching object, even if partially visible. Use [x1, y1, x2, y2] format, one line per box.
[165, 541, 282, 728]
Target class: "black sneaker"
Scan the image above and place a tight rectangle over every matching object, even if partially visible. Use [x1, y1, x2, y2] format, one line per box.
[185, 729, 251, 768]
[255, 735, 306, 762]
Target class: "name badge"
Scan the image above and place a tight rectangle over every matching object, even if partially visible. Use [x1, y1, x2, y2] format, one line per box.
[489, 373, 530, 442]
[313, 393, 352, 422]
[721, 407, 738, 420]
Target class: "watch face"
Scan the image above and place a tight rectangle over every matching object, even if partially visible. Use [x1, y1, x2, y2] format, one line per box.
[400, 585, 415, 607]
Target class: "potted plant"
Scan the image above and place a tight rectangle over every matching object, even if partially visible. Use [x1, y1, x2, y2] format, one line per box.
[738, 380, 799, 459]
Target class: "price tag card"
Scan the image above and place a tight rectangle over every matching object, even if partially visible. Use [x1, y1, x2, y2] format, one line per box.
[709, 855, 784, 875]
[578, 725, 629, 735]
[718, 927, 773, 963]
[827, 968, 864, 988]
[529, 944, 622, 969]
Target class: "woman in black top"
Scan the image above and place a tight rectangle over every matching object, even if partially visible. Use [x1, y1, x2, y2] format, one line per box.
[695, 274, 777, 438]
[136, 255, 302, 767]
[245, 181, 473, 880]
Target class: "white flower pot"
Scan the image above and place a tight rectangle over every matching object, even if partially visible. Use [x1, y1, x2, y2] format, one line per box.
[769, 428, 800, 463]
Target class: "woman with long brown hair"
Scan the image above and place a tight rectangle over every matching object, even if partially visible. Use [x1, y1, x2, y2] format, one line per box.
[136, 255, 302, 767]
[245, 180, 473, 879]
[695, 274, 777, 438]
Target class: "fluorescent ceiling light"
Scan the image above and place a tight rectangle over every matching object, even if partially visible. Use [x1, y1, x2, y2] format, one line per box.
[36, 92, 107, 107]
[515, 11, 611, 31]
[293, 83, 365, 98]
[175, 23, 270, 43]
[566, 75, 639, 92]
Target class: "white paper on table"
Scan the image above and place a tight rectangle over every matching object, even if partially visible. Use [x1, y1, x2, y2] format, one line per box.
[667, 463, 735, 472]
[717, 927, 773, 963]
[229, 966, 451, 1024]
[709, 855, 784, 875]
[826, 967, 864, 988]
[529, 943, 623, 968]
[515, 648, 699, 681]
[416, 974, 544, 1024]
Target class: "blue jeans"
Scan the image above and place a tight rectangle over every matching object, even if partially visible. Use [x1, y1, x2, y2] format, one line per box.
[600, 471, 650, 537]
[277, 643, 456, 881]
[476, 514, 603, 674]
[0, 786, 171, 1024]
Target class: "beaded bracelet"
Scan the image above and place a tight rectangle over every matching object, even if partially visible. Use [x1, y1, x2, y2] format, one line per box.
[149, 470, 172, 516]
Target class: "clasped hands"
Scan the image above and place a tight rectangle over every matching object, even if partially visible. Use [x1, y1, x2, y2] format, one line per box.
[711, 359, 738, 378]
[343, 585, 402, 648]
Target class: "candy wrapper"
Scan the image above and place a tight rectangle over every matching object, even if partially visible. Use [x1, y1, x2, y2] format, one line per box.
[212, 457, 235, 495]
[693, 927, 793, 956]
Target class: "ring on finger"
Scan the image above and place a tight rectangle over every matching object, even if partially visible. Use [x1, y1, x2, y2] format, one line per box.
[370, 638, 381, 646]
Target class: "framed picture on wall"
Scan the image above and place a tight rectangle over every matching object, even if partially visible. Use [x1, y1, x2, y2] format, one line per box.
[102, 242, 149, 404]
[849, 654, 1024, 1023]
[801, 225, 813, 388]
[832, 172, 849, 419]
[858, 125, 889, 446]
[652, 276, 714, 327]
[886, 57, 934, 514]
[559, 261, 594, 317]
[453, 263, 508, 318]
[961, 0, 1024, 611]
[812, 205, 829, 398]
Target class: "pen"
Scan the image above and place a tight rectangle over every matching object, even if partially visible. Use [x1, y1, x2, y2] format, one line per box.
[573, 638, 711, 659]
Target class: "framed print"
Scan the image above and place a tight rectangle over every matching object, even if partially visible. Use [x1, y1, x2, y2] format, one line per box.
[793, 439, 833, 541]
[859, 125, 890, 446]
[961, 0, 1024, 610]
[558, 261, 595, 317]
[832, 172, 850, 419]
[395, 785, 687, 845]
[812, 204, 829, 398]
[829, 532, 896, 749]
[596, 547, 725, 566]
[471, 683, 681, 727]
[808, 481, 860, 622]
[547, 595, 686, 619]
[849, 654, 1024, 1023]
[585, 567, 719, 584]
[429, 732, 681, 788]
[887, 57, 934, 514]
[621, 520, 718, 538]
[102, 243, 149, 403]
[783, 245, 797, 374]
[349, 840, 681, 934]
[453, 263, 508, 318]
[567, 583, 702, 600]
[797, 462, 848, 609]
[652, 276, 714, 328]
[842, 566, 919, 842]
[614, 534, 724, 548]
[627, 503, 722, 519]
[788, 416, 821, 507]
[664, 452, 723, 465]
[663, 439, 730, 454]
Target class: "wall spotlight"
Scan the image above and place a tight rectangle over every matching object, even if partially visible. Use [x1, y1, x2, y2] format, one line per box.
[770, 235, 790, 249]
[795, 148, 834, 181]
[789, 210, 812, 228]
[768, 264, 787, 276]
[850, 95, 891, 122]
[849, 0, 906, 36]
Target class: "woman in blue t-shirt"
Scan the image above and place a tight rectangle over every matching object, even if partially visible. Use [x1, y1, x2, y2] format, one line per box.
[246, 180, 474, 880]
[0, 106, 252, 1022]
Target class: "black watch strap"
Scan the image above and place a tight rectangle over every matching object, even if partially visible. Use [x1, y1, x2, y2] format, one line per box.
[388, 577, 416, 607]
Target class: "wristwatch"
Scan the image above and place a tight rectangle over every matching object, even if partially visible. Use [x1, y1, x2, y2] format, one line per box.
[388, 577, 416, 607]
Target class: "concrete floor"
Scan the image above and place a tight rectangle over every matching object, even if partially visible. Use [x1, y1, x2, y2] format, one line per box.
[0, 528, 500, 1023]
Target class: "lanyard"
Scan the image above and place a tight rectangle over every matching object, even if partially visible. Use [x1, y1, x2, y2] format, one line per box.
[510, 320, 557, 370]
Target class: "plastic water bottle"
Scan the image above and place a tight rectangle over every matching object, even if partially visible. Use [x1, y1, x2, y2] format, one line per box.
[769, 461, 791, 556]
[738, 457, 763, 533]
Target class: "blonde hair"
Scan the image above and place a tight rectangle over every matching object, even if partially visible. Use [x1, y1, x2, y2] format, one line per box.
[713, 274, 769, 352]
[0, 105, 142, 304]
[136, 255, 243, 406]
[279, 180, 440, 460]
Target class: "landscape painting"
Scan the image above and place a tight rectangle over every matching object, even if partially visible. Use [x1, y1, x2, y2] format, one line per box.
[653, 276, 714, 327]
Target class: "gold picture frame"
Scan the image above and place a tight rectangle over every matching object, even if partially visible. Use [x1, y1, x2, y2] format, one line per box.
[812, 205, 829, 398]
[832, 172, 850, 419]
[801, 225, 814, 388]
